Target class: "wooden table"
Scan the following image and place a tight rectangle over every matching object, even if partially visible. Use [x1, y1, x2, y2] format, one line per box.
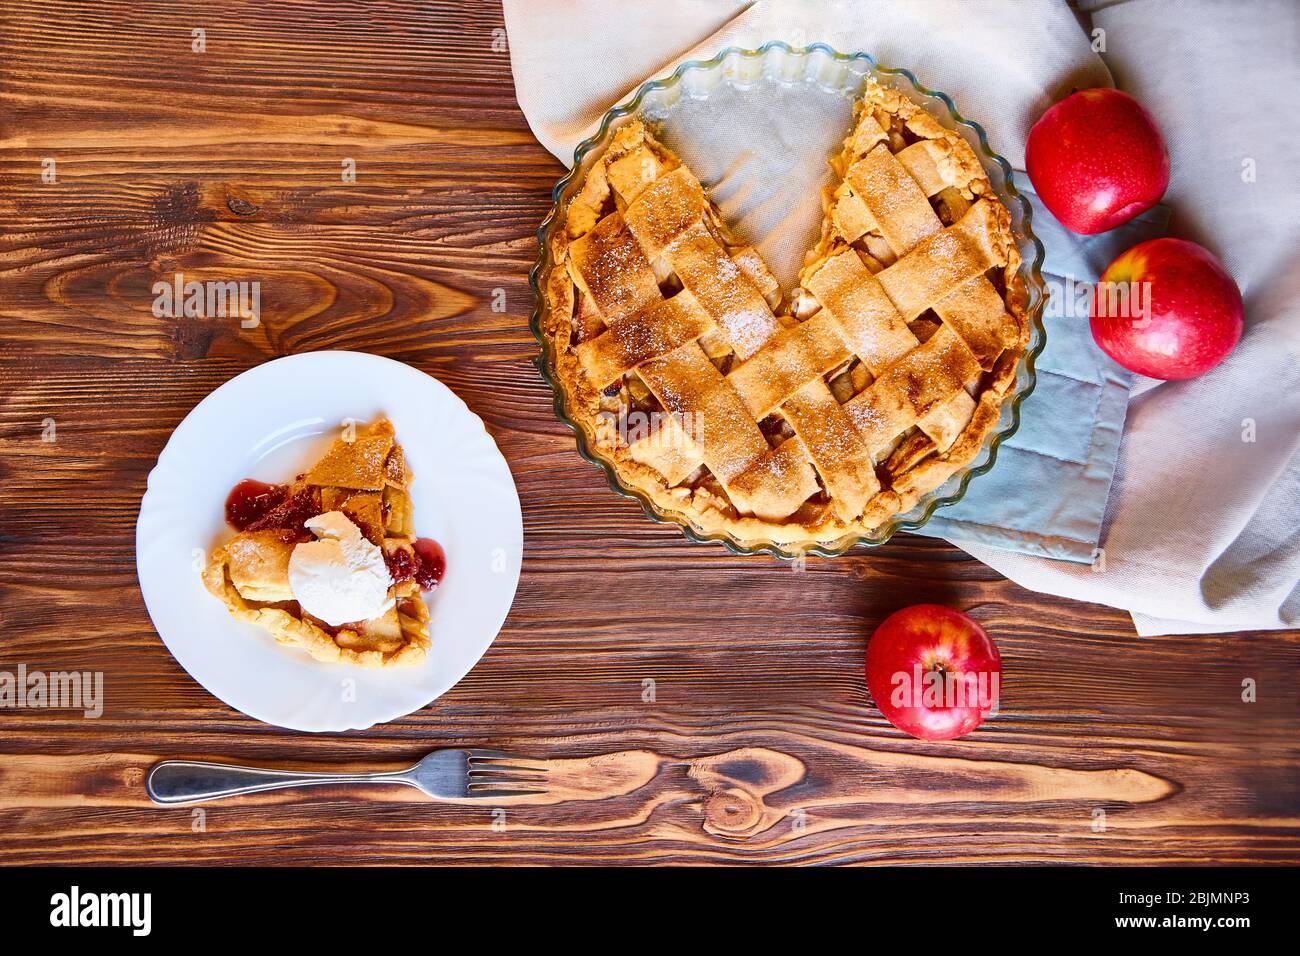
[2, 0, 1296, 866]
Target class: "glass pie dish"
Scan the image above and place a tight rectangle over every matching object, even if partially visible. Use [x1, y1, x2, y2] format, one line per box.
[529, 41, 1047, 557]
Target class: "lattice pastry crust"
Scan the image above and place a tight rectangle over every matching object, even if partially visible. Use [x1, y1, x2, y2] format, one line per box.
[542, 83, 1029, 549]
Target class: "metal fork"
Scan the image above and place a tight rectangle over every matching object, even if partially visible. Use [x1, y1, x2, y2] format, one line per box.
[146, 750, 548, 805]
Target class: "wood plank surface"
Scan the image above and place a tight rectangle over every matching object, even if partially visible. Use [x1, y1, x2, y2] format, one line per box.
[1, 0, 1297, 866]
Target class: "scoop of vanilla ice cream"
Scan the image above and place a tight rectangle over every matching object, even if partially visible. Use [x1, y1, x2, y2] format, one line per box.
[288, 511, 395, 627]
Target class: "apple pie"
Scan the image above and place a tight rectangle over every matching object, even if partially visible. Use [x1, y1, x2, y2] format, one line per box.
[539, 82, 1030, 550]
[202, 417, 445, 667]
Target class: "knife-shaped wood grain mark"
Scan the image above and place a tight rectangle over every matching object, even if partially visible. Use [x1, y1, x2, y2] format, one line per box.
[687, 745, 1174, 839]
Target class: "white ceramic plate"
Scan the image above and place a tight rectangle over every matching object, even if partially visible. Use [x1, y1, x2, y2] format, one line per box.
[136, 351, 523, 732]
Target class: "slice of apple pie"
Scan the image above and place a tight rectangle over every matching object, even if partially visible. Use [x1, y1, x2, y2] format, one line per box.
[202, 417, 446, 667]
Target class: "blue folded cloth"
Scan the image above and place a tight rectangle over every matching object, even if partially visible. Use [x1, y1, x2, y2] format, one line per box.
[914, 174, 1169, 562]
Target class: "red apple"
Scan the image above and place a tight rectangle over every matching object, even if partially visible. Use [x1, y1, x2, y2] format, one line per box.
[1091, 237, 1243, 380]
[1026, 88, 1169, 234]
[865, 605, 1001, 741]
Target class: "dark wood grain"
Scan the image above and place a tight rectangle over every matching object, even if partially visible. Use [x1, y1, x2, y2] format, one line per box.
[1, 0, 1297, 866]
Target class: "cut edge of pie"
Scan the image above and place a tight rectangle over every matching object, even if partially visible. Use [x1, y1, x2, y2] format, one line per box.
[541, 80, 1030, 551]
[202, 417, 432, 668]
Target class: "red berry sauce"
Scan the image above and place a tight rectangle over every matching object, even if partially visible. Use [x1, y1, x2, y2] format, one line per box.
[385, 537, 446, 591]
[225, 479, 318, 534]
[225, 480, 287, 530]
[385, 546, 416, 584]
[412, 538, 446, 591]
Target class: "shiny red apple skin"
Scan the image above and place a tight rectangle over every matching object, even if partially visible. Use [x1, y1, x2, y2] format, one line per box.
[1091, 237, 1243, 380]
[1026, 88, 1169, 234]
[865, 605, 1001, 742]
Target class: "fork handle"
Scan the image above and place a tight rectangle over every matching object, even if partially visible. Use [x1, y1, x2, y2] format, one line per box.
[147, 759, 411, 805]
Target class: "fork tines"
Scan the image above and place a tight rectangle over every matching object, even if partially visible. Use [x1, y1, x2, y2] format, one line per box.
[464, 749, 549, 798]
